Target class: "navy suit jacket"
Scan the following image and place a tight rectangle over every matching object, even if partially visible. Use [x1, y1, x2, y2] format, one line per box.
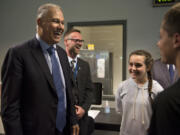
[1, 38, 77, 135]
[152, 59, 179, 89]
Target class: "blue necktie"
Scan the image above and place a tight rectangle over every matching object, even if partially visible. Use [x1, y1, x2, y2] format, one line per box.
[47, 47, 66, 132]
[169, 64, 174, 84]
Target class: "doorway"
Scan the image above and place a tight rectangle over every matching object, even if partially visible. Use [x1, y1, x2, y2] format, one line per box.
[67, 20, 127, 98]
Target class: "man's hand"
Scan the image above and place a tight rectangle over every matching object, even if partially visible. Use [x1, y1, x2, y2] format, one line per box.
[72, 124, 79, 135]
[75, 105, 85, 119]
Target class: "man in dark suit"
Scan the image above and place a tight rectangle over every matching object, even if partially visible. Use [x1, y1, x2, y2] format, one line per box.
[64, 29, 94, 135]
[152, 58, 179, 89]
[1, 3, 79, 135]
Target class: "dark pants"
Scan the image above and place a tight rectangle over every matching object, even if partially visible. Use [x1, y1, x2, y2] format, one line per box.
[79, 115, 94, 135]
[55, 129, 64, 135]
[56, 127, 71, 135]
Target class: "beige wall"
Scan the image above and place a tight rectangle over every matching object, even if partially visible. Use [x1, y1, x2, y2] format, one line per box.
[75, 26, 123, 95]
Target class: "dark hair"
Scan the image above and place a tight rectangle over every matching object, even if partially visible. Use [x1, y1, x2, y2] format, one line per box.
[64, 29, 81, 39]
[162, 2, 180, 37]
[129, 50, 154, 104]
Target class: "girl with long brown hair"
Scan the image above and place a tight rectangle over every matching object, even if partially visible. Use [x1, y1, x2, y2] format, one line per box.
[116, 50, 163, 135]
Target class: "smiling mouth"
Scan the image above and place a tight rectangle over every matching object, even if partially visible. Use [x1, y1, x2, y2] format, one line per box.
[54, 29, 63, 36]
[130, 71, 139, 75]
[131, 72, 137, 75]
[75, 44, 81, 49]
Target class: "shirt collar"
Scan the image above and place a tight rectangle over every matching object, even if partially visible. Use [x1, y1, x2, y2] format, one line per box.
[130, 78, 148, 90]
[68, 56, 78, 63]
[36, 33, 56, 52]
[167, 64, 175, 70]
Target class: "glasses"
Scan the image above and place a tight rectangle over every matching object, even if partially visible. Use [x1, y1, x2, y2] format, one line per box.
[67, 38, 84, 43]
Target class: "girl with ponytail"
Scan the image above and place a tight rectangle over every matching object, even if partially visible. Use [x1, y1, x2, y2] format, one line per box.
[115, 50, 163, 135]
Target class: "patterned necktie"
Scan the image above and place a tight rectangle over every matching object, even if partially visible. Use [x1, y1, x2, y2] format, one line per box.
[169, 64, 174, 84]
[71, 59, 76, 72]
[70, 59, 78, 104]
[47, 46, 66, 132]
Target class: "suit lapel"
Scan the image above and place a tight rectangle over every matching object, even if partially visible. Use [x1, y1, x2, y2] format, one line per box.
[174, 69, 179, 82]
[30, 38, 56, 93]
[56, 46, 69, 89]
[160, 62, 171, 84]
[76, 58, 81, 81]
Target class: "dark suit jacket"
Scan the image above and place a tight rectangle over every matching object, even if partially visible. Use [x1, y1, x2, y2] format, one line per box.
[1, 38, 77, 135]
[71, 58, 93, 135]
[152, 59, 179, 89]
[72, 58, 93, 113]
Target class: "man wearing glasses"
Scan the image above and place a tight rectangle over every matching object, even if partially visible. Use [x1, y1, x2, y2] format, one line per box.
[64, 29, 94, 135]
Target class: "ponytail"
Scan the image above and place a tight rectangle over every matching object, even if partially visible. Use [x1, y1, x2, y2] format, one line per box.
[147, 71, 153, 105]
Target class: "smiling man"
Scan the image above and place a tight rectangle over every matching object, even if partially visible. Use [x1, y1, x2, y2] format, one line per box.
[64, 29, 94, 135]
[1, 3, 79, 135]
[148, 2, 180, 135]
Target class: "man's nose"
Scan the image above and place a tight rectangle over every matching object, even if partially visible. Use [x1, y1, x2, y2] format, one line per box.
[157, 40, 160, 47]
[58, 22, 64, 29]
[77, 41, 83, 45]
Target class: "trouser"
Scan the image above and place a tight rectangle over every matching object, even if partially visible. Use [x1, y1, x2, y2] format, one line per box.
[55, 129, 64, 135]
[79, 115, 94, 135]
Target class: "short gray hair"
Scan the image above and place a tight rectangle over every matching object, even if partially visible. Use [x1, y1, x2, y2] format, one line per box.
[37, 3, 62, 19]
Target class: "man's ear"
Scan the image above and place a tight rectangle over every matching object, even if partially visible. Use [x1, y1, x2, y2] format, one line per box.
[64, 38, 68, 47]
[37, 18, 42, 27]
[173, 33, 180, 48]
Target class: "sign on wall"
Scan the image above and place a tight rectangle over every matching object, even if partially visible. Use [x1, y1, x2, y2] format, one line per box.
[153, 0, 179, 7]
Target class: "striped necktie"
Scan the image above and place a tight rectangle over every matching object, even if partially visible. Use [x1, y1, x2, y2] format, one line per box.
[71, 59, 76, 72]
